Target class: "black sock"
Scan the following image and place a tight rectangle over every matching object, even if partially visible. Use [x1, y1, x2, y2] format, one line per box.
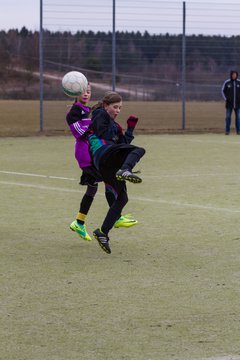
[77, 219, 84, 225]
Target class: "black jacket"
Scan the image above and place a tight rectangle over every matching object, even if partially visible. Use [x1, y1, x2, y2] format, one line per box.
[222, 71, 240, 109]
[89, 108, 134, 147]
[88, 108, 134, 169]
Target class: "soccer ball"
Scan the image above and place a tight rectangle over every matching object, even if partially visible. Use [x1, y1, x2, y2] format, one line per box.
[62, 71, 88, 97]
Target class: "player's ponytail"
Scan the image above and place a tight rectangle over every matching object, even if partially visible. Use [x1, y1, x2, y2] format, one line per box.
[91, 101, 104, 112]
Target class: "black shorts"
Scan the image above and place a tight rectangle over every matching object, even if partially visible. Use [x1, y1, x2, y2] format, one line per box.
[98, 144, 135, 195]
[80, 166, 103, 186]
[99, 143, 138, 170]
[99, 162, 127, 196]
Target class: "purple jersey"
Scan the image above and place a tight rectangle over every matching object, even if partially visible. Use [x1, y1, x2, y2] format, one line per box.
[66, 102, 92, 168]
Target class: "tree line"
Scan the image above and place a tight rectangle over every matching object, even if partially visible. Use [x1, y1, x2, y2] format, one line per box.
[0, 27, 239, 99]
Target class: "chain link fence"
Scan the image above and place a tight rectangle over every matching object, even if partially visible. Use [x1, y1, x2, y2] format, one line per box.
[1, 1, 240, 134]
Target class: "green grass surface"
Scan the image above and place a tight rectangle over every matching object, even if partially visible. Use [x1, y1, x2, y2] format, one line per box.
[1, 134, 240, 360]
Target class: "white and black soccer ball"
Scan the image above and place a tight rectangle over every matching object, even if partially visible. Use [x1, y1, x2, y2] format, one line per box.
[62, 71, 88, 97]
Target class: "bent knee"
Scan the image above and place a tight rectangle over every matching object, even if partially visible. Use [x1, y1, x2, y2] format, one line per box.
[138, 147, 146, 157]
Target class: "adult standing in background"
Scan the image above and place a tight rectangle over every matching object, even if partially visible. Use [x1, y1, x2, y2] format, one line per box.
[221, 70, 240, 135]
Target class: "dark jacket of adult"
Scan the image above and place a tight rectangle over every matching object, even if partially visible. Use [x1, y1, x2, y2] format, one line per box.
[222, 70, 240, 109]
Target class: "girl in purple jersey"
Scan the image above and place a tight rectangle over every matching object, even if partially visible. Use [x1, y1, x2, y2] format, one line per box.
[66, 84, 138, 241]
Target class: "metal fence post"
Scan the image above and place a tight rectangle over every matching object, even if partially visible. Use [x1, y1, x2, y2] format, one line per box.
[39, 0, 44, 131]
[182, 1, 186, 130]
[112, 0, 116, 91]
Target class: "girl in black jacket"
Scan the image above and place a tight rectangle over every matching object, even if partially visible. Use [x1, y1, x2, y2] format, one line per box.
[88, 91, 145, 254]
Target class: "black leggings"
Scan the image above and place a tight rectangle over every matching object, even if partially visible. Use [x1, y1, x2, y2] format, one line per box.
[100, 166, 128, 234]
[121, 147, 145, 171]
[79, 183, 119, 215]
[99, 145, 145, 234]
[79, 184, 98, 215]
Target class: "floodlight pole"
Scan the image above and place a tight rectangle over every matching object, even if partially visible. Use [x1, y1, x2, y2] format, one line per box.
[112, 0, 116, 91]
[182, 1, 186, 130]
[39, 0, 44, 131]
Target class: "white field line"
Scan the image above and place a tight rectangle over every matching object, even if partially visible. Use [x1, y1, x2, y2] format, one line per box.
[1, 180, 240, 214]
[0, 170, 76, 181]
[188, 140, 240, 145]
[143, 173, 240, 179]
[1, 170, 240, 180]
[158, 136, 240, 146]
[132, 194, 240, 213]
[194, 356, 240, 360]
[186, 138, 240, 145]
[0, 181, 83, 193]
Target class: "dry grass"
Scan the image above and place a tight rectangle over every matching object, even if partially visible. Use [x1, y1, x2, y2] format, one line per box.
[0, 100, 227, 136]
